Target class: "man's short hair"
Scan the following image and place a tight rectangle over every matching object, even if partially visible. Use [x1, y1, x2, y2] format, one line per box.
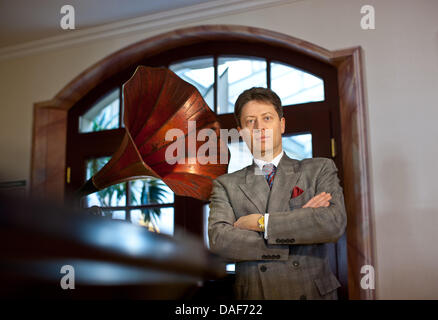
[234, 87, 283, 127]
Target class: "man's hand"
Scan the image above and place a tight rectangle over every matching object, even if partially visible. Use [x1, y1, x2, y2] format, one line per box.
[302, 192, 332, 208]
[234, 213, 262, 231]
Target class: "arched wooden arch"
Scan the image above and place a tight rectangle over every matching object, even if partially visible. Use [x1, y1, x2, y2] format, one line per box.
[31, 25, 375, 300]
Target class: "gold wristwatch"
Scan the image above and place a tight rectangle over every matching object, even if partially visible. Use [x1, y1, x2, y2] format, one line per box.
[257, 214, 265, 231]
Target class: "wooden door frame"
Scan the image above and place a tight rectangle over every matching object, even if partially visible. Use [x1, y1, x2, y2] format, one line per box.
[30, 25, 375, 300]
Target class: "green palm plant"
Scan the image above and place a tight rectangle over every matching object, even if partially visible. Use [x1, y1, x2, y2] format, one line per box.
[86, 103, 125, 212]
[131, 178, 171, 231]
[87, 157, 125, 213]
[91, 103, 118, 132]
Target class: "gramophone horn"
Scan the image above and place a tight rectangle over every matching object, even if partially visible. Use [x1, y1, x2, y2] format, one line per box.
[77, 66, 229, 201]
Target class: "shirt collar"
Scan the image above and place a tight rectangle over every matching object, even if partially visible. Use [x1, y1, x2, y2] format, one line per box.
[253, 150, 284, 171]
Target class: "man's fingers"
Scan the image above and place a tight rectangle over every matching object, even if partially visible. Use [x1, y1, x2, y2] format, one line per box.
[312, 198, 331, 208]
[303, 192, 327, 207]
[314, 194, 331, 207]
[314, 195, 331, 208]
[320, 201, 330, 207]
[302, 192, 325, 208]
[302, 192, 331, 208]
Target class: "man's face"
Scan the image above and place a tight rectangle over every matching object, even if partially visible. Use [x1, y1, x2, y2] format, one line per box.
[237, 100, 285, 159]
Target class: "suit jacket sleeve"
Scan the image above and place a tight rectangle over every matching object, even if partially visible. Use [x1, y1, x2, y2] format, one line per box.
[208, 178, 289, 262]
[267, 158, 347, 245]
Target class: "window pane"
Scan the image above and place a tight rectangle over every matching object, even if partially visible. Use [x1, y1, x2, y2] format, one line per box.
[85, 157, 126, 207]
[226, 133, 313, 173]
[130, 208, 174, 236]
[169, 58, 214, 111]
[282, 133, 313, 160]
[100, 209, 126, 220]
[217, 57, 267, 114]
[203, 203, 210, 248]
[227, 140, 254, 174]
[120, 88, 125, 128]
[226, 264, 236, 273]
[79, 88, 120, 133]
[271, 62, 324, 105]
[130, 178, 174, 205]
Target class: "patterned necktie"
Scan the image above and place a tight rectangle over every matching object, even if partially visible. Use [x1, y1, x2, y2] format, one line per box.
[262, 163, 277, 189]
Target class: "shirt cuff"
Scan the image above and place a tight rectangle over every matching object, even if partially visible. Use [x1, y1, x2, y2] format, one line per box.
[264, 213, 269, 239]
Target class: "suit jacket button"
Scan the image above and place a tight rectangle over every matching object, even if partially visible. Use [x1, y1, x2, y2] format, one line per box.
[260, 265, 267, 272]
[300, 295, 307, 300]
[292, 261, 300, 267]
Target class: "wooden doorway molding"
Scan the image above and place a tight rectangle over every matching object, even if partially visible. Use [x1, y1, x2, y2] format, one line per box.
[31, 25, 375, 300]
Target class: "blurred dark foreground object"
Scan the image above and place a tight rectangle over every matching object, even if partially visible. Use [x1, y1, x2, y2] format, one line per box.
[0, 194, 226, 299]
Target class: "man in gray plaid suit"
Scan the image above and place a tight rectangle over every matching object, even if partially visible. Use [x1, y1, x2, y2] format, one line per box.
[208, 87, 347, 300]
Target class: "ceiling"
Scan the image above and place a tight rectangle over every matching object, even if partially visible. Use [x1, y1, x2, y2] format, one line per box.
[0, 0, 217, 48]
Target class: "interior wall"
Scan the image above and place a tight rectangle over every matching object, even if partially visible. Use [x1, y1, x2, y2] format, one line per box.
[0, 0, 437, 299]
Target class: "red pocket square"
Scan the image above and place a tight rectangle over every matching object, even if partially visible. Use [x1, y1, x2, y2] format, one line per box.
[291, 186, 304, 198]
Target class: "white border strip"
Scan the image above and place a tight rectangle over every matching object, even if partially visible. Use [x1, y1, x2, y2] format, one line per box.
[0, 0, 296, 61]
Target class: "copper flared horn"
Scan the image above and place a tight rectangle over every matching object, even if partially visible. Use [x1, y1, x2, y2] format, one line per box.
[77, 66, 229, 201]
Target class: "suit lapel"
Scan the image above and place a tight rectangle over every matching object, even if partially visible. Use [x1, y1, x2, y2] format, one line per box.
[267, 154, 301, 213]
[239, 163, 270, 213]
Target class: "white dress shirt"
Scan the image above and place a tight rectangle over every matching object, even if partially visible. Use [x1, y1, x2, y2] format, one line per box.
[253, 150, 284, 239]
